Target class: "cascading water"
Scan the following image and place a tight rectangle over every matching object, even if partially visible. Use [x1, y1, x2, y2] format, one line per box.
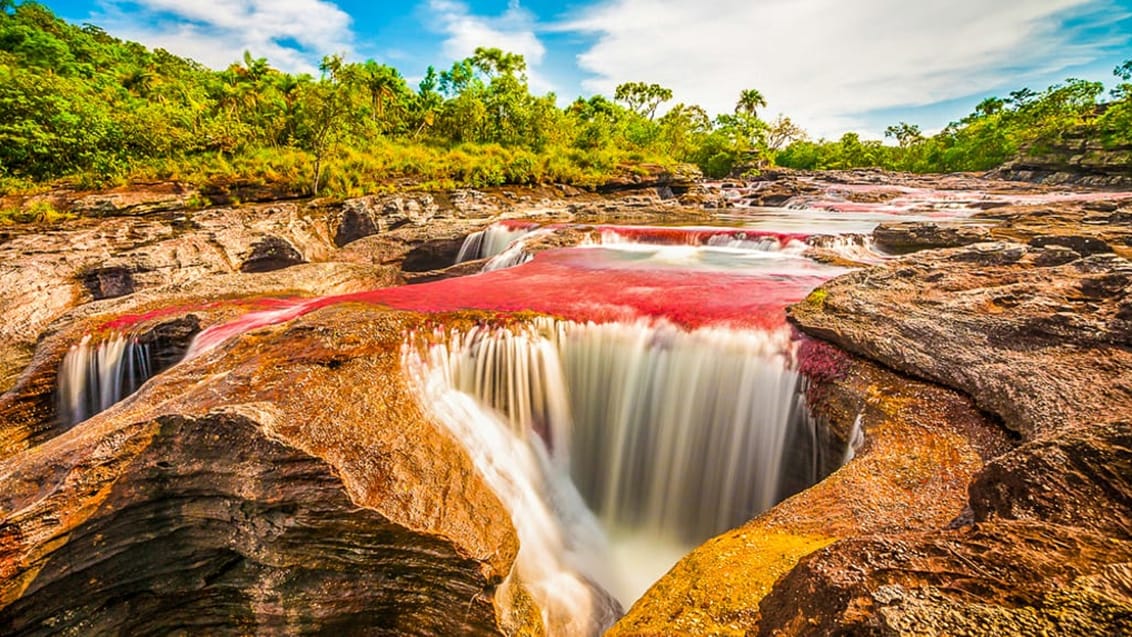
[455, 222, 537, 263]
[57, 317, 200, 426]
[409, 317, 827, 606]
[405, 334, 621, 637]
[58, 333, 155, 426]
[808, 233, 889, 263]
[482, 227, 554, 271]
[167, 209, 921, 623]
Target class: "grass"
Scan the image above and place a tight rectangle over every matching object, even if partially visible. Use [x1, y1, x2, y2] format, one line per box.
[0, 141, 687, 225]
[0, 200, 75, 225]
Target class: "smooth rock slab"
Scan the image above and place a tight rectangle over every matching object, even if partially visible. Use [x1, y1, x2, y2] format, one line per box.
[0, 307, 544, 635]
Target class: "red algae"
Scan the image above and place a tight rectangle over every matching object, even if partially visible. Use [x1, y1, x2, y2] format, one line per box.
[795, 335, 851, 383]
[186, 243, 839, 357]
[359, 248, 826, 329]
[101, 297, 300, 332]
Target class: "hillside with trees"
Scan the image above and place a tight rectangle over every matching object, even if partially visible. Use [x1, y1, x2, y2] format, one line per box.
[1, 0, 1129, 207]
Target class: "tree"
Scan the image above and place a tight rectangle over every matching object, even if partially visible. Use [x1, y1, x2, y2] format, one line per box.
[121, 66, 156, 97]
[735, 88, 767, 118]
[1007, 88, 1037, 109]
[614, 81, 672, 120]
[657, 103, 711, 157]
[765, 115, 805, 151]
[972, 97, 1005, 117]
[471, 47, 526, 78]
[298, 54, 355, 195]
[359, 59, 405, 127]
[1112, 59, 1132, 100]
[884, 122, 922, 148]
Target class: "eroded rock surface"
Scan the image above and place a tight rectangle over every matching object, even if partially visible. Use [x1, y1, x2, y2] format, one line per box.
[0, 306, 546, 635]
[790, 243, 1132, 437]
[777, 230, 1132, 634]
[609, 352, 1013, 636]
[0, 262, 401, 460]
[873, 221, 993, 252]
[5, 172, 1132, 635]
[0, 184, 715, 394]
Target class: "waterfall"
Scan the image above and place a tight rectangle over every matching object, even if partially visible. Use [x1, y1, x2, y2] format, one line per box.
[704, 233, 803, 251]
[808, 234, 889, 263]
[596, 227, 809, 252]
[843, 412, 865, 464]
[58, 333, 155, 425]
[405, 334, 621, 637]
[549, 320, 809, 541]
[482, 228, 553, 272]
[455, 223, 537, 263]
[409, 317, 824, 605]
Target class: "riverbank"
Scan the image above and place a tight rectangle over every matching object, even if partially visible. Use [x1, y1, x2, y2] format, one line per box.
[1, 170, 1129, 635]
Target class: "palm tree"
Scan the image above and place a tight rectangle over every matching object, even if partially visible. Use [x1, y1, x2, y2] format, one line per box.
[121, 67, 156, 98]
[736, 88, 767, 118]
[361, 60, 401, 125]
[274, 73, 305, 143]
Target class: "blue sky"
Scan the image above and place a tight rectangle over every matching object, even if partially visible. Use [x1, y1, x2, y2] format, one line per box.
[47, 0, 1132, 139]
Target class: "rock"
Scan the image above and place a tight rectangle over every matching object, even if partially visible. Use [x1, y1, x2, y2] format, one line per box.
[1029, 234, 1113, 255]
[69, 182, 199, 217]
[756, 420, 1132, 635]
[0, 307, 543, 635]
[757, 520, 1132, 636]
[240, 236, 306, 273]
[969, 420, 1131, 538]
[400, 238, 468, 272]
[198, 179, 305, 206]
[0, 262, 402, 458]
[991, 139, 1132, 188]
[873, 222, 992, 253]
[788, 244, 1132, 438]
[609, 354, 1013, 636]
[596, 163, 702, 194]
[948, 241, 1028, 264]
[79, 266, 136, 300]
[6, 172, 1132, 635]
[1032, 244, 1081, 267]
[781, 219, 1132, 634]
[333, 195, 440, 247]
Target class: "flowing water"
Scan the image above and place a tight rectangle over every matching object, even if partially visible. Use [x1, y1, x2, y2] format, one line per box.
[455, 221, 539, 263]
[58, 333, 154, 426]
[407, 318, 818, 605]
[56, 183, 1030, 632]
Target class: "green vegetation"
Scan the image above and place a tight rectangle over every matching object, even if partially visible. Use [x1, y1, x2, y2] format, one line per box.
[0, 199, 72, 224]
[0, 1, 1129, 203]
[776, 74, 1132, 172]
[0, 1, 772, 196]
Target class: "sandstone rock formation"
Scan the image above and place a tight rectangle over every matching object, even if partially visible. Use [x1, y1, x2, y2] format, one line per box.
[0, 183, 713, 393]
[609, 352, 1014, 636]
[0, 262, 401, 460]
[774, 238, 1132, 633]
[993, 136, 1132, 188]
[610, 179, 1132, 635]
[4, 173, 1131, 635]
[0, 306, 554, 635]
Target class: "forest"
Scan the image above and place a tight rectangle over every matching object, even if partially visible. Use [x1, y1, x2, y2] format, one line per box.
[1, 0, 1130, 204]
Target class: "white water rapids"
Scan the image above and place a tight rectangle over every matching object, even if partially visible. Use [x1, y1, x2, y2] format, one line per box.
[404, 318, 825, 615]
[455, 223, 536, 263]
[58, 333, 154, 426]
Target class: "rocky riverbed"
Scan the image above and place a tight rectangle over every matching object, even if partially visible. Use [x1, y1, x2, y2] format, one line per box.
[1, 170, 1129, 635]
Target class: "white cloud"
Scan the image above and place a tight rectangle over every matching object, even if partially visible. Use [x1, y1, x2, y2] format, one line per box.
[427, 0, 556, 93]
[562, 0, 1123, 137]
[92, 0, 355, 74]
